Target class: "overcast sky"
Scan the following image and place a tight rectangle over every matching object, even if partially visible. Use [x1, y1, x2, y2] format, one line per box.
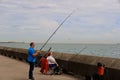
[0, 0, 120, 43]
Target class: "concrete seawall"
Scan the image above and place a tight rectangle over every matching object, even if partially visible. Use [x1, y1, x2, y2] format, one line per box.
[0, 46, 120, 80]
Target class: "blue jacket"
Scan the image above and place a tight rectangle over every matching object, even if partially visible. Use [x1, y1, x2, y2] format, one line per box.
[28, 47, 36, 62]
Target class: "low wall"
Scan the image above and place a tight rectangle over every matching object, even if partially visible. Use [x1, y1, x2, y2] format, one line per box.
[0, 46, 120, 80]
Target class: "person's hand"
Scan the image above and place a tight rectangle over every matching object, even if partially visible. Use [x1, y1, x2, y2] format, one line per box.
[36, 50, 40, 54]
[56, 63, 59, 67]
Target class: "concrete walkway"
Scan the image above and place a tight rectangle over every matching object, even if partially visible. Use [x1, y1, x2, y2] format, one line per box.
[0, 55, 81, 80]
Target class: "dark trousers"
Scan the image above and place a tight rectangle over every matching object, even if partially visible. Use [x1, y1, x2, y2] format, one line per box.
[98, 75, 103, 80]
[29, 62, 35, 79]
[93, 74, 104, 80]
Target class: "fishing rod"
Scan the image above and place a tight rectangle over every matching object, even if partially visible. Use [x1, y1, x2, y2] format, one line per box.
[68, 46, 87, 60]
[46, 47, 52, 53]
[43, 47, 52, 57]
[39, 11, 75, 51]
[78, 46, 87, 54]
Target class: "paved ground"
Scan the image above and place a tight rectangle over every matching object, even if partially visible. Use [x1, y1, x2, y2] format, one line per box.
[0, 55, 81, 80]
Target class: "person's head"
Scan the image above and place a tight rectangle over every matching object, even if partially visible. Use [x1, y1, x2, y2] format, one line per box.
[30, 42, 35, 48]
[97, 62, 102, 67]
[43, 55, 47, 58]
[48, 52, 53, 56]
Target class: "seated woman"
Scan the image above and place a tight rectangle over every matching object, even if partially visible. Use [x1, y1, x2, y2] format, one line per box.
[47, 52, 59, 74]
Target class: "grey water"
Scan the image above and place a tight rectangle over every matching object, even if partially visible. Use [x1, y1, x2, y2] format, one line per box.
[0, 43, 120, 59]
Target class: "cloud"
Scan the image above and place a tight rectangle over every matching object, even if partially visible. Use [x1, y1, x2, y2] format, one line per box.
[0, 0, 120, 43]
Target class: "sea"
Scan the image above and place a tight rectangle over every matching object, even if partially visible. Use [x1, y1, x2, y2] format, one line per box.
[0, 43, 120, 59]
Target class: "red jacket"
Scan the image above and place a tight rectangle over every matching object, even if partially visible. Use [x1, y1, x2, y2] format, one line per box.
[40, 57, 48, 74]
[97, 66, 104, 76]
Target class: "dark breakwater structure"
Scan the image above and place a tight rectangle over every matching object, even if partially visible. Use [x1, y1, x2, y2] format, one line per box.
[0, 46, 120, 80]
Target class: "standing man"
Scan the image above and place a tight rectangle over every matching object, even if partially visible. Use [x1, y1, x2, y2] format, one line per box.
[28, 42, 40, 80]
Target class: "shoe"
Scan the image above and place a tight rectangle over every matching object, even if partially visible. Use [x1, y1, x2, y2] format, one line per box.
[28, 77, 35, 80]
[32, 77, 35, 80]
